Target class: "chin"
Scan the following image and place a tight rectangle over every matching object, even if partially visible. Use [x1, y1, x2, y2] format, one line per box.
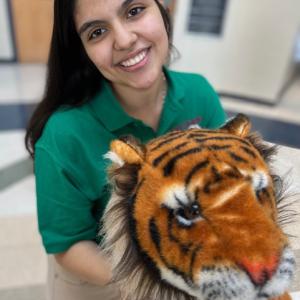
[135, 70, 164, 90]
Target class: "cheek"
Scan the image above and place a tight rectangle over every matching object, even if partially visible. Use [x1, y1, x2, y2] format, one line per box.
[140, 14, 169, 51]
[85, 43, 112, 71]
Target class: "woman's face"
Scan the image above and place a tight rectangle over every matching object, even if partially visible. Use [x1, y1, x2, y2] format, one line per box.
[74, 0, 169, 90]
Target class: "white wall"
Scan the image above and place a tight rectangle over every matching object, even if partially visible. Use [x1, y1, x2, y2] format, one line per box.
[172, 0, 300, 102]
[0, 0, 15, 61]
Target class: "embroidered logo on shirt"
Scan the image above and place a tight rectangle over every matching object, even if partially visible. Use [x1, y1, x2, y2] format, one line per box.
[173, 116, 202, 131]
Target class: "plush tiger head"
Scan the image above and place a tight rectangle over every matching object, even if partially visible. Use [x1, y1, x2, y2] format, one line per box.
[101, 114, 296, 300]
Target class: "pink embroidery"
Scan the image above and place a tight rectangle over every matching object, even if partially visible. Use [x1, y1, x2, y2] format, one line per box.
[173, 116, 202, 131]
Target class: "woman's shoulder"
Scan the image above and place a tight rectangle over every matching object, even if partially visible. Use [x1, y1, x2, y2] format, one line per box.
[43, 106, 84, 135]
[35, 104, 96, 153]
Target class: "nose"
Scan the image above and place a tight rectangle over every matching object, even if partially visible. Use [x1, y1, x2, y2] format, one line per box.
[113, 23, 137, 51]
[239, 255, 278, 286]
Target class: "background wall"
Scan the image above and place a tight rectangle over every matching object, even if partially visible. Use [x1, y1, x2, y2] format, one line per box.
[172, 0, 300, 103]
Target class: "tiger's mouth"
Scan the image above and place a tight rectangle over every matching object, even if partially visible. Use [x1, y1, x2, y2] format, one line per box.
[160, 247, 296, 300]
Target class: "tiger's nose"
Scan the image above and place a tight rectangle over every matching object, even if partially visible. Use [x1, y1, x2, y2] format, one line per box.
[239, 255, 278, 286]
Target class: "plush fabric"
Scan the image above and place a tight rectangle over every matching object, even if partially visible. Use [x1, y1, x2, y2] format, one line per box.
[101, 114, 296, 300]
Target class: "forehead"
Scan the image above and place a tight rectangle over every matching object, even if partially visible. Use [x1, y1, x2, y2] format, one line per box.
[74, 0, 149, 19]
[74, 0, 114, 23]
[75, 0, 118, 13]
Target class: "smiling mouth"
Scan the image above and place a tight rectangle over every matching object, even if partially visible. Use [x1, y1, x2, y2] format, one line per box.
[119, 48, 149, 68]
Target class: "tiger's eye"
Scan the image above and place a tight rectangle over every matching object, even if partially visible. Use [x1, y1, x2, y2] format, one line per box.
[175, 203, 201, 220]
[175, 208, 186, 218]
[191, 204, 200, 216]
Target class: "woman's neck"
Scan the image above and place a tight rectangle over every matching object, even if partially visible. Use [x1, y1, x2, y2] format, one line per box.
[111, 73, 167, 131]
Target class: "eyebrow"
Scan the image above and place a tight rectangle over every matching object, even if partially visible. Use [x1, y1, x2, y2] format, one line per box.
[78, 0, 136, 36]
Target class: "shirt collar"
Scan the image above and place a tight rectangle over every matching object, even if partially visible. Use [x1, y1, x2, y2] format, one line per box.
[88, 79, 133, 132]
[156, 67, 185, 135]
[163, 66, 185, 109]
[88, 67, 185, 133]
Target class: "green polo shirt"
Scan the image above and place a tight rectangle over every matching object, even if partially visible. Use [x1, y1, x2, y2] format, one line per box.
[35, 68, 226, 253]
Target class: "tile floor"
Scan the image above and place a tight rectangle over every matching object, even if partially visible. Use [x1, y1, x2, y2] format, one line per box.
[0, 63, 299, 300]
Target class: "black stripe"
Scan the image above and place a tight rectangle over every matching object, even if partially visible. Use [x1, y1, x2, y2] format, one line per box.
[224, 169, 241, 179]
[128, 194, 163, 281]
[147, 130, 181, 146]
[240, 146, 257, 158]
[256, 190, 263, 202]
[149, 218, 161, 252]
[163, 147, 203, 177]
[195, 136, 251, 146]
[258, 293, 270, 299]
[189, 130, 221, 135]
[203, 166, 223, 194]
[185, 160, 209, 185]
[262, 188, 271, 198]
[195, 187, 200, 200]
[167, 210, 193, 253]
[152, 142, 188, 167]
[128, 179, 145, 245]
[228, 151, 248, 163]
[161, 130, 183, 138]
[189, 246, 202, 280]
[188, 133, 208, 139]
[134, 178, 145, 196]
[174, 195, 187, 207]
[150, 132, 187, 151]
[166, 210, 203, 285]
[202, 166, 223, 194]
[225, 164, 243, 179]
[203, 181, 212, 194]
[207, 144, 232, 151]
[211, 166, 222, 182]
[149, 213, 192, 284]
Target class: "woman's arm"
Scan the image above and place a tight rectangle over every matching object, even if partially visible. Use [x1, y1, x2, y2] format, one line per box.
[55, 240, 112, 286]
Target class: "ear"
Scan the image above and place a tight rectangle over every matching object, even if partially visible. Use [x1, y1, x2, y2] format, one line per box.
[220, 114, 251, 138]
[104, 135, 145, 167]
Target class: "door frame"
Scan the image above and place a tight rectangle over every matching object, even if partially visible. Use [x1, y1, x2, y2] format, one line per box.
[0, 0, 17, 63]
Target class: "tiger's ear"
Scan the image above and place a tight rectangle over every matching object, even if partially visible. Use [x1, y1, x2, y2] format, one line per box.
[220, 114, 251, 138]
[105, 135, 145, 167]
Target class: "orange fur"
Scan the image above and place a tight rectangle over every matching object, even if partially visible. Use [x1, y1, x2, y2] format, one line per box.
[271, 293, 292, 300]
[102, 114, 296, 300]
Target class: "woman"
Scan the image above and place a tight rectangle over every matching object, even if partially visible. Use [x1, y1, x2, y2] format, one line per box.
[25, 0, 226, 299]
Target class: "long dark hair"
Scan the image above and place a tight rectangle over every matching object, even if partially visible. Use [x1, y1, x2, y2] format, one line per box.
[25, 0, 172, 157]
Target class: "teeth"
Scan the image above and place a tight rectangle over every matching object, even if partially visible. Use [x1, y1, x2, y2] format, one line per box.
[121, 50, 147, 67]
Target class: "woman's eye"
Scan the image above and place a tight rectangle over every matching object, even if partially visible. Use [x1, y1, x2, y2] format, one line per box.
[128, 7, 144, 18]
[89, 28, 107, 40]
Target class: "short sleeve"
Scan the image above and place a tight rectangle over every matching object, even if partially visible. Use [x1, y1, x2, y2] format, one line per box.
[35, 147, 98, 254]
